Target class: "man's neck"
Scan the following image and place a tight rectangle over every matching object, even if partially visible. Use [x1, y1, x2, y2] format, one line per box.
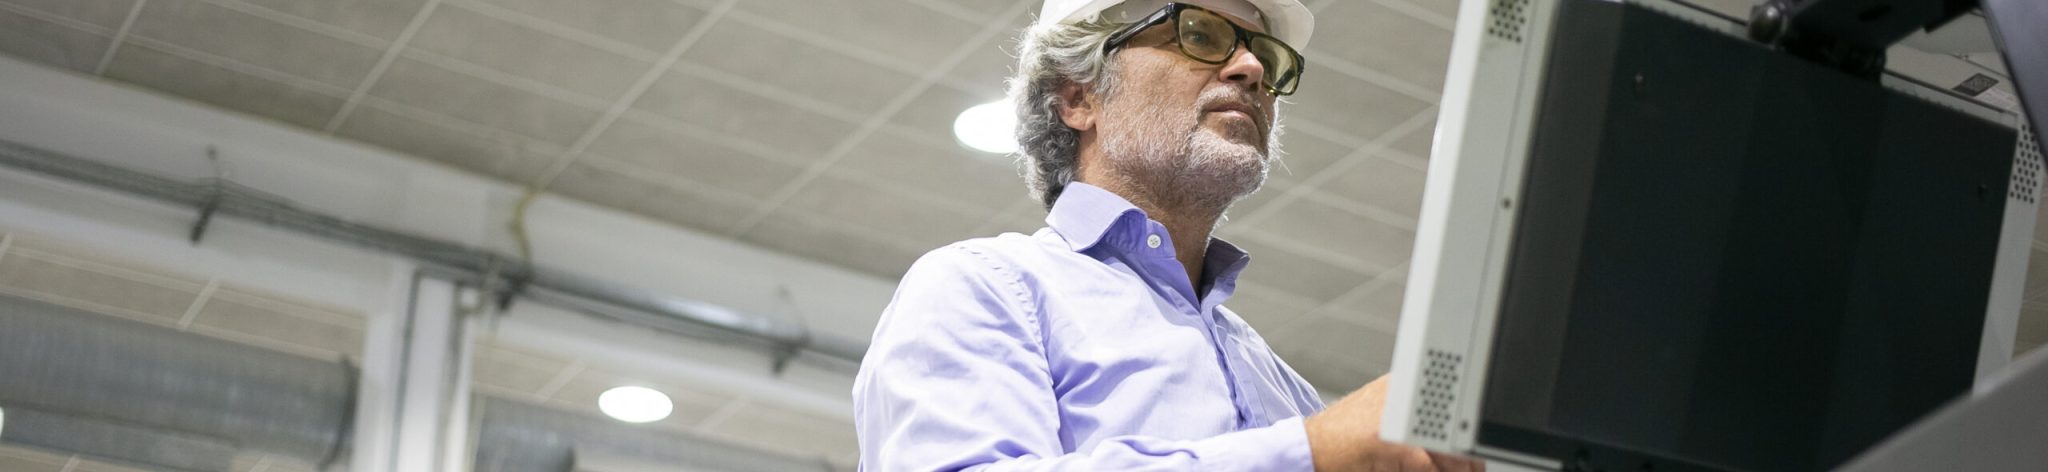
[1087, 179, 1226, 292]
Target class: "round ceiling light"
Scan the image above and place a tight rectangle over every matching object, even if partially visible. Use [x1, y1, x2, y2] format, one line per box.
[953, 99, 1018, 154]
[597, 386, 673, 423]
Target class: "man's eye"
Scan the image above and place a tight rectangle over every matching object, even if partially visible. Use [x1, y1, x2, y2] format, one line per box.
[1184, 31, 1215, 47]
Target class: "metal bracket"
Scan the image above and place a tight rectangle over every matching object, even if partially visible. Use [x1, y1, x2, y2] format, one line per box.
[188, 146, 225, 245]
[1747, 0, 1980, 80]
[189, 181, 222, 245]
[769, 341, 802, 376]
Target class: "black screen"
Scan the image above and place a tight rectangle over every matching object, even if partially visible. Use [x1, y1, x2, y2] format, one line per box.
[1476, 1, 2019, 471]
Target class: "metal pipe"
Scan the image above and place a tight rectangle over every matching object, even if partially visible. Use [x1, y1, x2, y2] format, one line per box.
[0, 139, 867, 365]
[0, 293, 355, 469]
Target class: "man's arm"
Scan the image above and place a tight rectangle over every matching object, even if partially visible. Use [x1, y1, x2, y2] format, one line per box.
[852, 244, 1315, 471]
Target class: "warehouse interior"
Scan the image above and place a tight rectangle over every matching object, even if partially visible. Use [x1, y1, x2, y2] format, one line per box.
[0, 0, 2042, 470]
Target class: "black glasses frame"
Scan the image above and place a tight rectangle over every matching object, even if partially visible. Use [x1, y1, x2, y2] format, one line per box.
[1100, 2, 1306, 96]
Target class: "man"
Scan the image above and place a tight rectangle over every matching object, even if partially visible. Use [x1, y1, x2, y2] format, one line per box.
[853, 0, 1483, 470]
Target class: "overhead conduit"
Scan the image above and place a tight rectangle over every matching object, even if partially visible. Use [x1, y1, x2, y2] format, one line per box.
[0, 139, 869, 366]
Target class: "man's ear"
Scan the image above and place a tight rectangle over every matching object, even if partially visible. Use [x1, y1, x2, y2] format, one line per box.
[1056, 81, 1097, 132]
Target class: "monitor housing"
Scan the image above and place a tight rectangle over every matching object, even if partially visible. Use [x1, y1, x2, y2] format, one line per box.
[1380, 0, 2041, 470]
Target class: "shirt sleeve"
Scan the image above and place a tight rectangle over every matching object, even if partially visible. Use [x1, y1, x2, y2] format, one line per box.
[852, 244, 1317, 472]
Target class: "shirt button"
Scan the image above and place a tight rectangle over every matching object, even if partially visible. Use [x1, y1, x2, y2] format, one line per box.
[1146, 234, 1162, 249]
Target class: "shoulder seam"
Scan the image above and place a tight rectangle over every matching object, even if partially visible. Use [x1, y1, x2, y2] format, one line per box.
[948, 243, 1044, 347]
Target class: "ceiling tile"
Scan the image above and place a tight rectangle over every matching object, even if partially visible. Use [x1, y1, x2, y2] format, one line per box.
[104, 43, 348, 129]
[891, 84, 1005, 147]
[745, 210, 931, 279]
[1256, 197, 1415, 272]
[1221, 185, 1288, 222]
[544, 366, 735, 429]
[0, 9, 112, 72]
[1307, 0, 1452, 93]
[191, 290, 366, 359]
[732, 0, 982, 70]
[1390, 114, 1439, 160]
[939, 13, 1028, 95]
[230, 453, 321, 472]
[0, 0, 137, 30]
[777, 174, 988, 250]
[529, 160, 669, 215]
[1268, 314, 1394, 392]
[1224, 283, 1319, 334]
[0, 251, 200, 324]
[366, 57, 603, 145]
[408, 4, 651, 101]
[1269, 127, 1358, 186]
[1397, 0, 1460, 21]
[472, 343, 573, 396]
[1230, 236, 1375, 302]
[1322, 153, 1427, 218]
[632, 71, 862, 159]
[1286, 62, 1434, 142]
[129, 0, 384, 89]
[1315, 279, 1405, 332]
[209, 287, 363, 327]
[2016, 302, 2046, 358]
[456, 0, 707, 52]
[904, 0, 1012, 24]
[547, 160, 764, 233]
[680, 20, 919, 116]
[238, 0, 426, 40]
[837, 129, 1026, 213]
[584, 117, 810, 200]
[0, 448, 63, 472]
[977, 200, 1048, 235]
[336, 101, 563, 183]
[706, 402, 859, 462]
[68, 458, 154, 472]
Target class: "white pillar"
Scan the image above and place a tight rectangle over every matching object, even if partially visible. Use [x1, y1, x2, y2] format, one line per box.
[352, 269, 478, 472]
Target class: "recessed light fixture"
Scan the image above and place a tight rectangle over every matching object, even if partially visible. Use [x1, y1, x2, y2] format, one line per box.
[597, 386, 672, 423]
[954, 99, 1019, 154]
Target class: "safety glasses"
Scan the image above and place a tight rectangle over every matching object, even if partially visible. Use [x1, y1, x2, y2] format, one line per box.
[1101, 3, 1306, 96]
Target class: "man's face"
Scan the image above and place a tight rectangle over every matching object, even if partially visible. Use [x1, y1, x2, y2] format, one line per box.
[1092, 7, 1282, 208]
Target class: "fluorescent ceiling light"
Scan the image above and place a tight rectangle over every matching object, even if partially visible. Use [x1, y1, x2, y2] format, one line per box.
[598, 386, 673, 423]
[954, 99, 1019, 154]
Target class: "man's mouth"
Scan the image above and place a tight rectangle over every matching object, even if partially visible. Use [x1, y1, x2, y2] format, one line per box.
[1202, 100, 1265, 142]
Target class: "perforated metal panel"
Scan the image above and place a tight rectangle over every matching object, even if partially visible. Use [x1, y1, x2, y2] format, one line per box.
[1487, 0, 1532, 43]
[1412, 349, 1463, 441]
[2015, 122, 2042, 205]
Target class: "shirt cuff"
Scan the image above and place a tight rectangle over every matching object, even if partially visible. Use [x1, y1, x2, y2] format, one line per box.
[1194, 415, 1316, 472]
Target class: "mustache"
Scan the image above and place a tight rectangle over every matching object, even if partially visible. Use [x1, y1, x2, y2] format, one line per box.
[1196, 87, 1268, 134]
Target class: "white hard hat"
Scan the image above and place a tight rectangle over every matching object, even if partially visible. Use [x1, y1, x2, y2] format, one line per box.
[1037, 0, 1315, 48]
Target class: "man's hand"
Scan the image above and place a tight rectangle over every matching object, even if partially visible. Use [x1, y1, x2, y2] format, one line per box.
[1304, 374, 1486, 472]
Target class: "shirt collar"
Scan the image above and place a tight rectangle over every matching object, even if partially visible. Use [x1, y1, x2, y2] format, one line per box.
[1044, 182, 1255, 286]
[1046, 182, 1148, 253]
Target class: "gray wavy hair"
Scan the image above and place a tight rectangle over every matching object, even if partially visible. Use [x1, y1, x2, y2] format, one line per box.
[1007, 18, 1127, 210]
[1007, 16, 1287, 210]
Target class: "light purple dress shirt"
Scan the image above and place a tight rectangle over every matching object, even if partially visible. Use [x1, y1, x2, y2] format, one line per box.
[853, 182, 1327, 471]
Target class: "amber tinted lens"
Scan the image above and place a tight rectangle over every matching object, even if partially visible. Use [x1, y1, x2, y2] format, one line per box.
[1248, 36, 1301, 95]
[1175, 8, 1236, 62]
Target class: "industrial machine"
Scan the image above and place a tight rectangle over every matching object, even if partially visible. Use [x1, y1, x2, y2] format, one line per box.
[1381, 0, 2045, 469]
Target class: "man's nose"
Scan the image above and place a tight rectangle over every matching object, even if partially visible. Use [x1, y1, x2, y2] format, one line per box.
[1217, 45, 1266, 91]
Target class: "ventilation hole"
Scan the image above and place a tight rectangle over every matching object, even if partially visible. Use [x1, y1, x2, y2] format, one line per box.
[2015, 122, 2042, 205]
[1412, 349, 1463, 440]
[1486, 0, 1532, 43]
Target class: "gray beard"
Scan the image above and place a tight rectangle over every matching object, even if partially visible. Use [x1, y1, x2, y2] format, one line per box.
[1096, 89, 1271, 215]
